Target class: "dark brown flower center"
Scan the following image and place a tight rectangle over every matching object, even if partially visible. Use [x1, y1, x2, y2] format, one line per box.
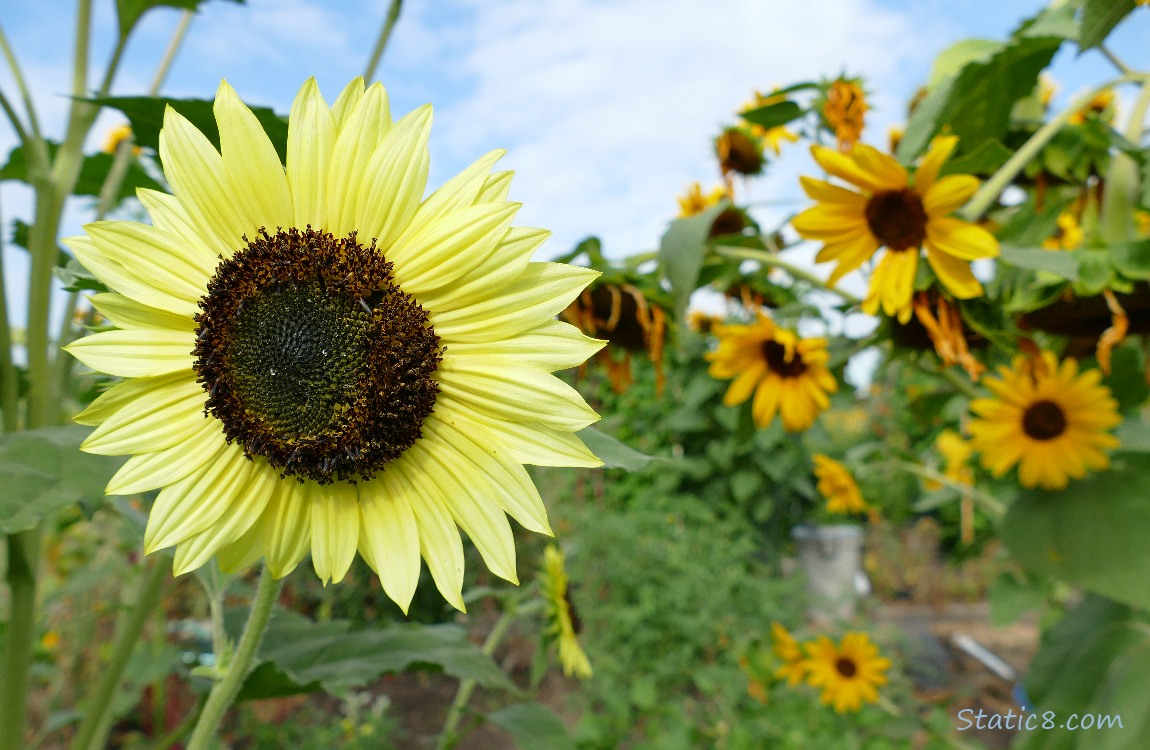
[835, 657, 858, 678]
[1022, 399, 1067, 441]
[864, 188, 927, 251]
[762, 339, 807, 378]
[193, 227, 441, 484]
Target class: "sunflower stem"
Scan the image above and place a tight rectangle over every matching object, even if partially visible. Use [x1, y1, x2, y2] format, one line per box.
[713, 244, 863, 305]
[0, 22, 47, 157]
[71, 556, 170, 750]
[0, 195, 20, 433]
[437, 608, 518, 750]
[0, 530, 41, 750]
[363, 0, 403, 81]
[148, 10, 194, 95]
[1099, 75, 1150, 244]
[958, 75, 1136, 222]
[185, 566, 282, 750]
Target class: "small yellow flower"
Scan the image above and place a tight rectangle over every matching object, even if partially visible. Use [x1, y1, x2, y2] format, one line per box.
[812, 454, 867, 515]
[1134, 210, 1150, 237]
[936, 429, 974, 485]
[793, 136, 1000, 323]
[705, 313, 837, 432]
[1042, 212, 1083, 251]
[771, 622, 809, 685]
[805, 632, 890, 713]
[1068, 88, 1116, 125]
[741, 89, 800, 156]
[969, 351, 1121, 490]
[102, 123, 141, 156]
[40, 630, 61, 650]
[823, 79, 868, 151]
[677, 181, 728, 218]
[540, 545, 593, 679]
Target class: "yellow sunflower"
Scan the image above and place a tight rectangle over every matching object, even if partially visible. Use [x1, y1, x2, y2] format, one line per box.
[705, 313, 837, 431]
[936, 429, 974, 486]
[1068, 88, 1116, 125]
[793, 136, 1000, 323]
[64, 79, 605, 612]
[741, 89, 800, 156]
[1042, 212, 1083, 251]
[676, 181, 728, 218]
[812, 454, 866, 515]
[822, 78, 868, 150]
[539, 545, 592, 679]
[770, 621, 808, 685]
[805, 632, 890, 713]
[968, 351, 1121, 490]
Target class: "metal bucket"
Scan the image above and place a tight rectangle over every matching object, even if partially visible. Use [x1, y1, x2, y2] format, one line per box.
[791, 524, 864, 623]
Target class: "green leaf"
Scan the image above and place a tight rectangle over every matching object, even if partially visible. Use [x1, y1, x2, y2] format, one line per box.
[1110, 240, 1150, 281]
[1101, 346, 1150, 414]
[1002, 456, 1150, 611]
[1114, 418, 1150, 453]
[576, 426, 665, 472]
[0, 142, 163, 206]
[0, 426, 124, 534]
[1078, 0, 1137, 51]
[88, 95, 288, 165]
[116, 0, 243, 38]
[999, 245, 1079, 280]
[658, 201, 729, 322]
[486, 703, 576, 750]
[939, 138, 1012, 177]
[235, 609, 515, 701]
[987, 571, 1045, 626]
[739, 100, 802, 131]
[55, 259, 111, 294]
[1017, 595, 1149, 750]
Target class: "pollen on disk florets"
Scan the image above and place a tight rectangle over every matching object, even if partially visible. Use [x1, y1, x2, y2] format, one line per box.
[193, 226, 442, 484]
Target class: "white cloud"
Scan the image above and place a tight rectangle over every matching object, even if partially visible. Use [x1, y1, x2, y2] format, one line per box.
[425, 0, 928, 258]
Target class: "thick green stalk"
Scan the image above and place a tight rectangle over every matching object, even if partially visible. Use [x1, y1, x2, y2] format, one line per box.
[363, 0, 404, 81]
[1099, 78, 1150, 244]
[185, 567, 282, 750]
[713, 244, 863, 305]
[959, 76, 1135, 222]
[70, 557, 169, 750]
[0, 530, 42, 750]
[0, 196, 19, 432]
[0, 22, 47, 165]
[437, 610, 517, 750]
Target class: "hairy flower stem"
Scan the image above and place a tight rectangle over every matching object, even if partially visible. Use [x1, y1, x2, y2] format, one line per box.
[185, 566, 283, 750]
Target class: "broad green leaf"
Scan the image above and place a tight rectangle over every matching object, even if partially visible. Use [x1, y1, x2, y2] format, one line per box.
[486, 703, 576, 750]
[576, 426, 665, 472]
[1017, 595, 1147, 750]
[998, 245, 1079, 280]
[987, 571, 1045, 626]
[1001, 456, 1150, 611]
[926, 38, 1001, 87]
[658, 201, 729, 321]
[939, 138, 1012, 177]
[116, 0, 244, 38]
[234, 609, 515, 701]
[1101, 346, 1150, 414]
[0, 142, 164, 205]
[0, 426, 124, 534]
[739, 100, 802, 132]
[55, 259, 111, 294]
[1078, 0, 1137, 51]
[1109, 240, 1150, 281]
[88, 95, 288, 165]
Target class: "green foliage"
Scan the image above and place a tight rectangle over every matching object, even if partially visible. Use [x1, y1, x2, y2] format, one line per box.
[231, 608, 516, 701]
[1018, 595, 1150, 750]
[1002, 453, 1150, 611]
[115, 0, 245, 39]
[88, 95, 288, 165]
[739, 100, 803, 131]
[0, 141, 164, 209]
[0, 426, 123, 534]
[1078, 0, 1138, 51]
[576, 426, 665, 471]
[487, 703, 576, 750]
[657, 202, 731, 321]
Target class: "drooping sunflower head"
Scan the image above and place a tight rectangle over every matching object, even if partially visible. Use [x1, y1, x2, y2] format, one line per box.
[704, 313, 838, 431]
[812, 454, 867, 515]
[561, 281, 667, 395]
[66, 78, 605, 612]
[821, 78, 868, 151]
[968, 351, 1121, 490]
[793, 135, 1000, 323]
[539, 545, 592, 679]
[804, 632, 891, 713]
[715, 126, 765, 178]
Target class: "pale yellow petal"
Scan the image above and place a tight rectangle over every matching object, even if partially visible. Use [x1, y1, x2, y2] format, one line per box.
[66, 328, 196, 378]
[264, 480, 312, 579]
[74, 372, 186, 426]
[477, 170, 513, 203]
[88, 293, 196, 332]
[443, 318, 604, 373]
[310, 481, 361, 585]
[351, 104, 431, 249]
[215, 80, 292, 231]
[435, 397, 601, 468]
[145, 444, 254, 552]
[403, 469, 466, 612]
[286, 77, 336, 230]
[436, 360, 599, 432]
[358, 473, 421, 613]
[326, 83, 392, 238]
[171, 460, 275, 576]
[66, 231, 201, 318]
[422, 227, 550, 311]
[105, 414, 227, 494]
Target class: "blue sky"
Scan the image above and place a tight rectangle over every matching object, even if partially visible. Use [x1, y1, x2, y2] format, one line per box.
[1, 0, 1147, 339]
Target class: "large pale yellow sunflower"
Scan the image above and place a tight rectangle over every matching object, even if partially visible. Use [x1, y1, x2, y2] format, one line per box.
[804, 632, 890, 713]
[793, 136, 999, 323]
[64, 78, 605, 612]
[968, 351, 1120, 490]
[539, 545, 592, 679]
[812, 454, 866, 515]
[705, 313, 837, 431]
